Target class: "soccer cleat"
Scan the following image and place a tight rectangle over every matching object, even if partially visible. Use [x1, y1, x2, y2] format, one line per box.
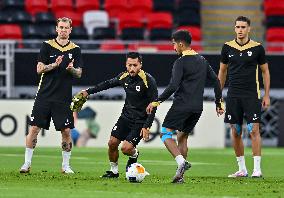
[100, 171, 119, 178]
[228, 170, 248, 178]
[251, 170, 262, 178]
[61, 166, 74, 174]
[20, 162, 31, 173]
[126, 151, 139, 172]
[172, 161, 191, 183]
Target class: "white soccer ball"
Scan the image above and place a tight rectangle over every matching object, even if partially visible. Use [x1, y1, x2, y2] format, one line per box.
[126, 163, 149, 183]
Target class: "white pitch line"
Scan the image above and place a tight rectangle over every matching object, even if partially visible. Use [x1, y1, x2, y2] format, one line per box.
[0, 153, 88, 160]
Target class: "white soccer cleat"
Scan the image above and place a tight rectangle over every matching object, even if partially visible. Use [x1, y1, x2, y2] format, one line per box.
[228, 170, 248, 178]
[251, 170, 262, 178]
[172, 161, 191, 183]
[61, 166, 74, 174]
[20, 162, 31, 173]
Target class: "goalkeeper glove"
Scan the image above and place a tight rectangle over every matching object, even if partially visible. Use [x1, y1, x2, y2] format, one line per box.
[70, 92, 88, 112]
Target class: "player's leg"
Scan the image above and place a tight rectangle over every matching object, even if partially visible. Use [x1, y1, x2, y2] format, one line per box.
[177, 131, 188, 159]
[51, 102, 74, 173]
[225, 98, 248, 177]
[20, 100, 51, 173]
[243, 98, 262, 177]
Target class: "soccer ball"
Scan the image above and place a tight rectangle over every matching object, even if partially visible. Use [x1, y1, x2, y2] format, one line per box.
[126, 163, 149, 183]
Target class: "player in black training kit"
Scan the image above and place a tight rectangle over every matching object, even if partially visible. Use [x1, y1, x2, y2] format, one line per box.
[218, 16, 270, 178]
[79, 52, 158, 178]
[20, 17, 83, 174]
[147, 30, 224, 183]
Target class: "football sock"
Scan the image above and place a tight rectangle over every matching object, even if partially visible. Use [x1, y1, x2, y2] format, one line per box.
[62, 151, 71, 167]
[236, 156, 247, 172]
[130, 148, 138, 158]
[25, 148, 34, 165]
[110, 162, 118, 174]
[175, 155, 185, 166]
[253, 156, 261, 172]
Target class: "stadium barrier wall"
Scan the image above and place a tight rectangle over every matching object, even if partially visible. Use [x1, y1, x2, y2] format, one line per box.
[0, 100, 225, 148]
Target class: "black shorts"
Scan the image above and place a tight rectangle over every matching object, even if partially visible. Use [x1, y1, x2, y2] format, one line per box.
[30, 99, 74, 131]
[224, 97, 261, 124]
[162, 106, 202, 134]
[111, 116, 143, 147]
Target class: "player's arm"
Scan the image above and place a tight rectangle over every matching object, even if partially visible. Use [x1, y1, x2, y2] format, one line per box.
[260, 63, 270, 109]
[142, 77, 158, 140]
[218, 63, 228, 90]
[37, 55, 63, 75]
[66, 47, 83, 78]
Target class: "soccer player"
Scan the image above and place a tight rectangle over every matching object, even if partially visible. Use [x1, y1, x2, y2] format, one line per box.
[20, 17, 83, 174]
[218, 16, 270, 178]
[79, 52, 158, 178]
[146, 30, 224, 183]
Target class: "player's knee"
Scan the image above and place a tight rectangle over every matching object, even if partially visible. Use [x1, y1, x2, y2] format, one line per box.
[30, 126, 41, 136]
[231, 124, 242, 136]
[121, 144, 132, 155]
[160, 127, 174, 143]
[108, 139, 119, 150]
[61, 128, 71, 138]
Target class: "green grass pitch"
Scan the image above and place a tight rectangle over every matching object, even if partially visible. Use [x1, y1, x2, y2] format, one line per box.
[0, 147, 283, 198]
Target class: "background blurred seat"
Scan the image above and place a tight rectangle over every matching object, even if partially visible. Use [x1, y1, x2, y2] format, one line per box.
[71, 27, 88, 40]
[149, 28, 172, 40]
[25, 0, 49, 15]
[1, 0, 25, 11]
[153, 0, 175, 12]
[75, 0, 100, 15]
[128, 0, 153, 18]
[21, 25, 42, 39]
[50, 0, 74, 13]
[147, 12, 173, 29]
[100, 40, 125, 51]
[10, 11, 33, 25]
[35, 12, 56, 25]
[104, 0, 128, 19]
[0, 24, 22, 39]
[93, 27, 116, 39]
[55, 11, 82, 27]
[83, 11, 109, 36]
[121, 28, 144, 40]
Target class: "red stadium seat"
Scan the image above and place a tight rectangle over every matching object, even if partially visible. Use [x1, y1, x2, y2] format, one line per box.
[0, 24, 22, 39]
[266, 45, 284, 53]
[177, 26, 202, 41]
[50, 0, 73, 13]
[128, 42, 173, 52]
[128, 0, 153, 18]
[75, 0, 100, 15]
[118, 12, 144, 31]
[104, 0, 128, 18]
[147, 12, 173, 29]
[266, 28, 284, 41]
[55, 11, 82, 27]
[264, 0, 284, 16]
[25, 0, 49, 15]
[100, 40, 125, 51]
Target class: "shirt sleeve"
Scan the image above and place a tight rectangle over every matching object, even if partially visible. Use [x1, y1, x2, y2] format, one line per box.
[73, 47, 83, 68]
[206, 62, 222, 103]
[220, 44, 229, 64]
[156, 58, 183, 103]
[86, 73, 121, 95]
[257, 45, 267, 65]
[143, 76, 158, 129]
[37, 42, 49, 64]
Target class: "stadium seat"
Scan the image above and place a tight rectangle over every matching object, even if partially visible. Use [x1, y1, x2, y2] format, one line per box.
[83, 11, 109, 36]
[76, 42, 100, 50]
[118, 12, 144, 31]
[147, 12, 173, 29]
[22, 25, 42, 39]
[50, 0, 74, 13]
[35, 12, 56, 25]
[128, 42, 173, 51]
[41, 25, 57, 39]
[25, 0, 49, 15]
[264, 0, 284, 16]
[71, 27, 88, 40]
[266, 45, 284, 53]
[176, 11, 201, 26]
[100, 40, 125, 51]
[149, 28, 172, 40]
[10, 11, 33, 25]
[266, 28, 284, 41]
[121, 28, 144, 40]
[0, 12, 12, 24]
[177, 26, 202, 41]
[22, 42, 43, 49]
[153, 0, 175, 12]
[75, 0, 100, 15]
[0, 24, 22, 39]
[55, 11, 82, 27]
[128, 0, 153, 18]
[104, 0, 128, 18]
[266, 16, 284, 27]
[93, 27, 116, 39]
[1, 0, 25, 11]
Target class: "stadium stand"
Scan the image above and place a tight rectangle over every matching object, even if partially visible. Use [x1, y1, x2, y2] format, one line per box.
[25, 0, 49, 15]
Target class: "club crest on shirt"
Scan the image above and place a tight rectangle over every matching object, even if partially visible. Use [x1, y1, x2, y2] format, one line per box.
[247, 51, 252, 56]
[136, 86, 140, 92]
[68, 53, 72, 59]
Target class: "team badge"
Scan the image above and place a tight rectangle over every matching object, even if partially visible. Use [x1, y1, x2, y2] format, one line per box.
[247, 51, 252, 56]
[228, 115, 231, 120]
[68, 53, 72, 59]
[136, 86, 140, 92]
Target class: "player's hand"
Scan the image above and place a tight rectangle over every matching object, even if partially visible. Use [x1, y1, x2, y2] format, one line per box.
[216, 107, 225, 117]
[262, 95, 270, 110]
[80, 90, 89, 98]
[146, 101, 160, 114]
[55, 55, 63, 67]
[66, 59, 74, 71]
[140, 128, 150, 141]
[216, 98, 225, 117]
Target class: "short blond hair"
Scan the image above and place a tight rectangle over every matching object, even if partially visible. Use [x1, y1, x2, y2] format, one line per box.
[56, 17, 72, 27]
